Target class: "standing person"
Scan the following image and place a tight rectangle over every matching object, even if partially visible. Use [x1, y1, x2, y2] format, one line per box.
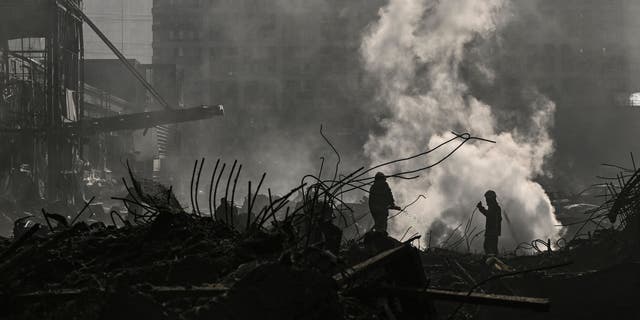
[215, 197, 238, 225]
[368, 172, 399, 234]
[476, 190, 502, 255]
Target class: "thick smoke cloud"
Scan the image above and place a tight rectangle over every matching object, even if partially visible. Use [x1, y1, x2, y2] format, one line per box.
[361, 0, 564, 251]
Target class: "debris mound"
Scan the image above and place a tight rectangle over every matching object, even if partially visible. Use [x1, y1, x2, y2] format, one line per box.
[0, 168, 431, 319]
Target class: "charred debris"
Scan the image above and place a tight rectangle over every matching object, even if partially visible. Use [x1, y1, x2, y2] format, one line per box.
[0, 131, 638, 320]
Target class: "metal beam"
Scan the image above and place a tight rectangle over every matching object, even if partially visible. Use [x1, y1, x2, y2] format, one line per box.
[58, 0, 173, 110]
[70, 105, 224, 134]
[0, 106, 223, 135]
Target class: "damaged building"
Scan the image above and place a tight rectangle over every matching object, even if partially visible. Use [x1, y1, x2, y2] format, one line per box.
[0, 0, 221, 232]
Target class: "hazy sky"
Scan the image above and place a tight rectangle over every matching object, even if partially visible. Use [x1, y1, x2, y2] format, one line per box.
[83, 0, 153, 63]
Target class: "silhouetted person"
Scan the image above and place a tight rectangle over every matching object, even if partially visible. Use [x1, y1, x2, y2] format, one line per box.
[476, 190, 502, 255]
[215, 197, 238, 225]
[368, 172, 399, 234]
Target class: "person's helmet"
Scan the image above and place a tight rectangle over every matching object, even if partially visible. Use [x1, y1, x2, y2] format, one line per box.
[484, 190, 497, 199]
[375, 172, 386, 181]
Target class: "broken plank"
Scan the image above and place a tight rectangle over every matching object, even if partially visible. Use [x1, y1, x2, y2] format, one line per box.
[333, 242, 412, 286]
[377, 286, 549, 311]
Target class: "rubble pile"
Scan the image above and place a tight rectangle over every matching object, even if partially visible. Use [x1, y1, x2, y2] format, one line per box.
[416, 225, 639, 319]
[1, 142, 639, 319]
[0, 168, 435, 320]
[414, 163, 640, 320]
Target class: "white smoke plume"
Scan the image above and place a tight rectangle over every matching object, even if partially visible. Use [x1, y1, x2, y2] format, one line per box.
[361, 0, 564, 251]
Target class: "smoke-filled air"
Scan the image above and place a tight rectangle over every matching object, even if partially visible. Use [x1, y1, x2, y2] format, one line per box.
[4, 0, 640, 318]
[361, 0, 564, 251]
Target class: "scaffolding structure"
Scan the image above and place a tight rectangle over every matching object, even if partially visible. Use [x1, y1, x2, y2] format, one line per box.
[0, 0, 223, 209]
[1, 0, 84, 203]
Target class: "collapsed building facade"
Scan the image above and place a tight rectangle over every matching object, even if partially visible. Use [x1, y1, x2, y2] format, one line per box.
[0, 0, 86, 204]
[0, 0, 222, 232]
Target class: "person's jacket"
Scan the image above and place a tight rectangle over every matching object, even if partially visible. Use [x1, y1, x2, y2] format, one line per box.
[368, 180, 395, 212]
[479, 203, 502, 236]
